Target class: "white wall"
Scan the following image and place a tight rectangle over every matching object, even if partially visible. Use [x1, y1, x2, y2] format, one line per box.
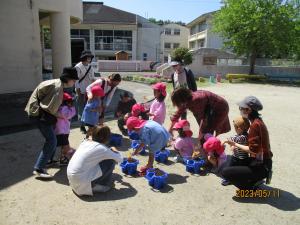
[0, 0, 82, 94]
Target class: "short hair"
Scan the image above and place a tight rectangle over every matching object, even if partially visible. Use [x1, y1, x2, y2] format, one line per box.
[109, 73, 121, 82]
[233, 116, 250, 132]
[92, 125, 111, 144]
[171, 88, 192, 107]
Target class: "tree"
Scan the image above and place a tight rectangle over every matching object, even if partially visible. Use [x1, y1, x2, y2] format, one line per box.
[148, 17, 186, 26]
[171, 47, 193, 65]
[213, 0, 300, 74]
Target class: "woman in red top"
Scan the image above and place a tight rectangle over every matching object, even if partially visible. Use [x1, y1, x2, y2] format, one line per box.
[169, 88, 231, 141]
[222, 96, 273, 189]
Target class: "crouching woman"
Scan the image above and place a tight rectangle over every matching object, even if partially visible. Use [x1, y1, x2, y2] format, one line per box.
[67, 126, 123, 196]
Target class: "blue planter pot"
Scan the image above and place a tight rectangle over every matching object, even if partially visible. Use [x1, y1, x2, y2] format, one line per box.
[185, 159, 205, 174]
[110, 133, 122, 146]
[120, 158, 139, 175]
[154, 149, 170, 163]
[145, 168, 168, 189]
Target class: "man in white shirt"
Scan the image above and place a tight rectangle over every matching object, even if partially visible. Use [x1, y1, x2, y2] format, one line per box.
[75, 50, 96, 133]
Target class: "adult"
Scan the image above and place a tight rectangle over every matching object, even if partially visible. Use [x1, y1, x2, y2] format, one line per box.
[74, 50, 96, 134]
[170, 60, 197, 92]
[67, 126, 123, 196]
[169, 88, 231, 142]
[25, 67, 79, 179]
[222, 96, 273, 189]
[170, 60, 197, 119]
[86, 73, 122, 125]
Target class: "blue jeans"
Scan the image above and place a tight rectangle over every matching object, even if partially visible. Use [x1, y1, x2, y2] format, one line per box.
[34, 121, 57, 170]
[91, 159, 116, 186]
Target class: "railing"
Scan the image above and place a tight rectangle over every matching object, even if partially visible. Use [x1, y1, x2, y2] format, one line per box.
[95, 43, 132, 51]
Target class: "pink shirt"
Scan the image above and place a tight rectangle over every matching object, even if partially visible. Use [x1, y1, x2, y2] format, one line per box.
[174, 137, 194, 158]
[55, 106, 76, 135]
[149, 99, 166, 125]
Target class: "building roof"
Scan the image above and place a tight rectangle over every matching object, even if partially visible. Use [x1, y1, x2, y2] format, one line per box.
[186, 11, 218, 28]
[82, 2, 137, 24]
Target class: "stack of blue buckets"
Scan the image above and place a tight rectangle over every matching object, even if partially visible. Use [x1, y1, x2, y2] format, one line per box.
[154, 149, 170, 163]
[145, 168, 168, 189]
[185, 158, 205, 174]
[120, 158, 139, 175]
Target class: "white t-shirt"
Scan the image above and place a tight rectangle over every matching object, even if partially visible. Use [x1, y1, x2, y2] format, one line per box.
[174, 69, 187, 89]
[67, 140, 123, 196]
[75, 62, 95, 94]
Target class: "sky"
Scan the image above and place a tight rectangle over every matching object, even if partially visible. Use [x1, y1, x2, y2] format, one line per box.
[83, 0, 223, 23]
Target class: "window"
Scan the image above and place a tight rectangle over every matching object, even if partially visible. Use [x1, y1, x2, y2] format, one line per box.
[71, 29, 90, 49]
[164, 43, 171, 49]
[94, 30, 132, 51]
[164, 56, 168, 62]
[198, 21, 207, 32]
[143, 53, 147, 61]
[174, 29, 180, 35]
[203, 57, 217, 65]
[164, 28, 171, 35]
[173, 43, 180, 49]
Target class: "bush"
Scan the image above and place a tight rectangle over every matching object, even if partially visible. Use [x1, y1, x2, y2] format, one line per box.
[199, 77, 206, 82]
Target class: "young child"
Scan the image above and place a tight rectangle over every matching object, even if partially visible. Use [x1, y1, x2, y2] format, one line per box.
[203, 135, 227, 175]
[148, 82, 166, 125]
[115, 91, 136, 136]
[221, 116, 250, 185]
[131, 103, 149, 120]
[81, 85, 105, 138]
[226, 116, 250, 165]
[172, 120, 194, 163]
[126, 116, 170, 174]
[53, 92, 76, 165]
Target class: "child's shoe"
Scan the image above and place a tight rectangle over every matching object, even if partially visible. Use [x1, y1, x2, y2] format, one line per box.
[221, 179, 232, 186]
[59, 156, 70, 166]
[139, 165, 152, 176]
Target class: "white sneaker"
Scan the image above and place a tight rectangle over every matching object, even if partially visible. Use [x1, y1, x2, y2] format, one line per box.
[92, 184, 111, 193]
[33, 169, 53, 179]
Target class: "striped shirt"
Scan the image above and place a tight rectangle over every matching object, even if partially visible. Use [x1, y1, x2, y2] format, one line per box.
[230, 134, 248, 159]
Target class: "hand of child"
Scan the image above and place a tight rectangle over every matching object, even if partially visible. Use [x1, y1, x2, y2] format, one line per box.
[224, 139, 236, 147]
[87, 93, 93, 102]
[110, 146, 119, 153]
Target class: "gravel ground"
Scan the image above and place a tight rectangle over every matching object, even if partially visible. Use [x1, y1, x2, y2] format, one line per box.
[0, 82, 299, 225]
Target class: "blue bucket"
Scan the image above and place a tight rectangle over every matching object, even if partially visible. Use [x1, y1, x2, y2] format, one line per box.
[131, 140, 146, 155]
[154, 149, 170, 163]
[120, 158, 139, 175]
[110, 133, 122, 146]
[128, 131, 140, 140]
[145, 168, 168, 189]
[185, 159, 205, 174]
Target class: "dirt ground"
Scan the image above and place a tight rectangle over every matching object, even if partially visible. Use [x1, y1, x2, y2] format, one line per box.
[0, 82, 300, 225]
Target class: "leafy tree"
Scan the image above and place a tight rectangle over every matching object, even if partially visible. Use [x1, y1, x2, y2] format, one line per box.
[171, 47, 193, 65]
[213, 0, 300, 74]
[148, 17, 186, 26]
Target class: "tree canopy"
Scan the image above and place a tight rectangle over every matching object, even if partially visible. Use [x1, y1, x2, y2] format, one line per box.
[213, 0, 300, 74]
[148, 18, 186, 26]
[171, 47, 193, 65]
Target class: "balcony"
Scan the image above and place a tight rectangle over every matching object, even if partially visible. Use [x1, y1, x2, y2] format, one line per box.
[188, 30, 207, 42]
[95, 43, 132, 51]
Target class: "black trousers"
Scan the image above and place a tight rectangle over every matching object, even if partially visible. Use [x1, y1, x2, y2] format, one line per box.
[221, 158, 272, 190]
[117, 116, 127, 133]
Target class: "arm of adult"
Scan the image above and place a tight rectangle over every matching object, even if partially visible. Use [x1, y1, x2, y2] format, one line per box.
[105, 86, 117, 107]
[169, 106, 186, 133]
[86, 79, 103, 100]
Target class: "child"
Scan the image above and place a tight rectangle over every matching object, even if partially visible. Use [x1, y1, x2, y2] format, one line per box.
[226, 116, 250, 165]
[115, 91, 136, 136]
[220, 116, 250, 186]
[172, 120, 194, 163]
[81, 85, 105, 138]
[131, 103, 149, 120]
[148, 82, 166, 125]
[203, 136, 227, 175]
[126, 116, 170, 174]
[53, 92, 76, 165]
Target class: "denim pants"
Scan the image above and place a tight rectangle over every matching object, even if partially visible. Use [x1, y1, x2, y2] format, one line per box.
[91, 159, 116, 186]
[76, 93, 87, 121]
[34, 121, 57, 170]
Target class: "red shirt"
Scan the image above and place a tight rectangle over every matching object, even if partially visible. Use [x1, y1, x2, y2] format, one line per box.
[171, 90, 230, 135]
[248, 118, 273, 159]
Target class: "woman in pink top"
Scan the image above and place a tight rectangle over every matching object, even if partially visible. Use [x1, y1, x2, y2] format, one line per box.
[53, 93, 76, 165]
[148, 82, 166, 125]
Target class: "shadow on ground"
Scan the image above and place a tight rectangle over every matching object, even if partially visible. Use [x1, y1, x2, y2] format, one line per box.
[78, 174, 137, 202]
